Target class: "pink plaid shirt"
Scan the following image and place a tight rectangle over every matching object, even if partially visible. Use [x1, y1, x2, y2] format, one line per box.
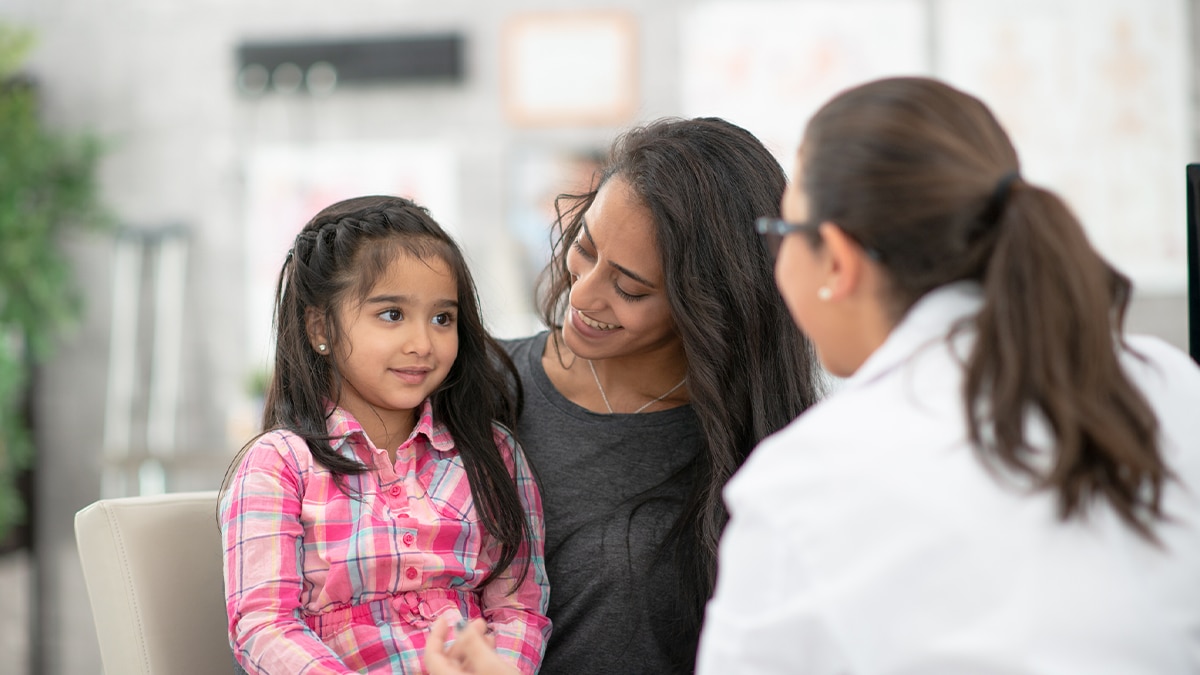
[221, 399, 550, 674]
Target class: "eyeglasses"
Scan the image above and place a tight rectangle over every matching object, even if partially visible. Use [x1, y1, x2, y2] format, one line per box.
[755, 217, 820, 262]
[754, 216, 883, 262]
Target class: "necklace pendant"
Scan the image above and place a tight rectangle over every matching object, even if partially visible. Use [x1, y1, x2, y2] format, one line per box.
[587, 359, 686, 414]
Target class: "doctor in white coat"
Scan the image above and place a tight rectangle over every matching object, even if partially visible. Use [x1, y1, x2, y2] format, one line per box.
[697, 76, 1200, 674]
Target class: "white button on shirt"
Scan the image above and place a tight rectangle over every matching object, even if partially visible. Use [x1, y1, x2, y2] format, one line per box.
[698, 282, 1200, 674]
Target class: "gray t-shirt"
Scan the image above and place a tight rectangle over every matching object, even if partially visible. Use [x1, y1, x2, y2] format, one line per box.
[502, 332, 704, 675]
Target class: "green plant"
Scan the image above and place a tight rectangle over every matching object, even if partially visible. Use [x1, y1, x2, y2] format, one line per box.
[0, 24, 108, 542]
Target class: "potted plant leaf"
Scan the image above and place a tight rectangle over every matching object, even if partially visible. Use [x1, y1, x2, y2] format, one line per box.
[0, 23, 108, 548]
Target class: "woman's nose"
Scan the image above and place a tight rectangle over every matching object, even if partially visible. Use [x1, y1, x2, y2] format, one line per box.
[568, 265, 602, 310]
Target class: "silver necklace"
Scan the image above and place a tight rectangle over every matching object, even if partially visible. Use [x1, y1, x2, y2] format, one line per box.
[587, 359, 687, 414]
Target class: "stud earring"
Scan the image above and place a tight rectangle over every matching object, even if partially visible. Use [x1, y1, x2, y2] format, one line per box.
[817, 287, 833, 301]
[317, 344, 328, 353]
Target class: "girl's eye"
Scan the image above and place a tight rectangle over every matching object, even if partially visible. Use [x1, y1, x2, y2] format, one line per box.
[379, 309, 403, 322]
[432, 312, 455, 327]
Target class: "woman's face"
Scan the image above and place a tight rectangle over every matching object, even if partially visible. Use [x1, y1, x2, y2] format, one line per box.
[561, 175, 682, 362]
[777, 153, 896, 378]
[774, 156, 848, 376]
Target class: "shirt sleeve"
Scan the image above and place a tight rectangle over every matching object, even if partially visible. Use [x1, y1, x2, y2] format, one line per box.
[695, 477, 853, 675]
[221, 434, 355, 675]
[478, 426, 552, 675]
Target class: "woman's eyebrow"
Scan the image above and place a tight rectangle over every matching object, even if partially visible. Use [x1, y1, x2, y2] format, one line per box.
[581, 220, 657, 289]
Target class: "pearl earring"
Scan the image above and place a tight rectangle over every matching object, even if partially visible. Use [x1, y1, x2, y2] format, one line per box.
[817, 287, 833, 301]
[317, 344, 328, 353]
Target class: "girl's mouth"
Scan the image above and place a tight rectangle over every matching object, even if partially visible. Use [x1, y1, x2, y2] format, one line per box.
[392, 368, 431, 384]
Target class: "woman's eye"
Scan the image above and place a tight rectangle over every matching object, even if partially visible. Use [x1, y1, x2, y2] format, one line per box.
[571, 239, 596, 260]
[565, 244, 590, 280]
[614, 285, 647, 302]
[432, 313, 455, 327]
[379, 309, 403, 322]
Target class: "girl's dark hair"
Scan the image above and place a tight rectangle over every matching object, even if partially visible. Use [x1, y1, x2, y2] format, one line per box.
[227, 195, 529, 588]
[801, 76, 1167, 540]
[539, 117, 824, 666]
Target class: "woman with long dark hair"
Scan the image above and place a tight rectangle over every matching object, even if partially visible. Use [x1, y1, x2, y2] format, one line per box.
[427, 117, 825, 675]
[511, 116, 823, 674]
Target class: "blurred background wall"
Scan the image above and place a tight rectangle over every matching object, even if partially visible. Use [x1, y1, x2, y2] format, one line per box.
[0, 0, 1194, 672]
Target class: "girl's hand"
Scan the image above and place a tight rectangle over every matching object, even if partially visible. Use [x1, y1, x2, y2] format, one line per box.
[426, 615, 519, 675]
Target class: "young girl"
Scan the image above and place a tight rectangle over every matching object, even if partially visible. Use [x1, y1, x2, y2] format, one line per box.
[221, 195, 550, 675]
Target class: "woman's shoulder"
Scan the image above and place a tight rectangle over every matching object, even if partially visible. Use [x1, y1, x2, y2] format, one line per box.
[1121, 335, 1200, 386]
[497, 330, 548, 359]
[726, 412, 847, 513]
[727, 372, 966, 520]
[1121, 335, 1200, 471]
[1121, 336, 1200, 423]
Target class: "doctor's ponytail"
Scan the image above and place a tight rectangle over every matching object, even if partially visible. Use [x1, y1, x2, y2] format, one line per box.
[968, 176, 1166, 540]
[801, 76, 1169, 541]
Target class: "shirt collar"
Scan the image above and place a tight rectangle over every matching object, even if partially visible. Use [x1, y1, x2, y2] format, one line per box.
[410, 398, 456, 453]
[324, 398, 455, 454]
[842, 281, 985, 391]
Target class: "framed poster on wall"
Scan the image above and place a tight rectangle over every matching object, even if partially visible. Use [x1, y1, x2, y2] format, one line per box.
[680, 0, 928, 168]
[502, 11, 639, 126]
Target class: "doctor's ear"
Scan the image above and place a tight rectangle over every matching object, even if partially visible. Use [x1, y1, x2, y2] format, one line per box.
[817, 223, 874, 302]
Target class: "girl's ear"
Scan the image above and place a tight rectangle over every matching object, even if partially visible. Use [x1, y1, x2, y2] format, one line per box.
[305, 307, 329, 353]
[817, 223, 870, 302]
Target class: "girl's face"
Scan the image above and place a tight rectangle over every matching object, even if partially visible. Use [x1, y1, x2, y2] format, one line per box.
[328, 251, 459, 436]
[561, 176, 681, 362]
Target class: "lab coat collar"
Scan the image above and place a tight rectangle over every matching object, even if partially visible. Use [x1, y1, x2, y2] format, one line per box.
[841, 281, 985, 391]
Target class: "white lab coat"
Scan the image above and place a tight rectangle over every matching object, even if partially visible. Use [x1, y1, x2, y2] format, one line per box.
[697, 282, 1200, 674]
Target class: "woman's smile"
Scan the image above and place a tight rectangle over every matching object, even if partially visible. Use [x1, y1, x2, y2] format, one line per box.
[575, 309, 621, 331]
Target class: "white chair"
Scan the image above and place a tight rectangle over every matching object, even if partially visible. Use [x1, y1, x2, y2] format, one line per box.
[75, 490, 232, 675]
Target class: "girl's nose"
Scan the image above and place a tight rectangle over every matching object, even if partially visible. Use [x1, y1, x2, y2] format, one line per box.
[403, 324, 432, 355]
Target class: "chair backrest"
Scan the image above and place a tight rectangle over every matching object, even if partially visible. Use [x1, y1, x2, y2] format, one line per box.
[75, 490, 230, 675]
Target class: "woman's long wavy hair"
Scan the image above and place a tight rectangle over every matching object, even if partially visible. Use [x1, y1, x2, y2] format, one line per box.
[225, 195, 529, 588]
[800, 76, 1167, 540]
[539, 117, 825, 667]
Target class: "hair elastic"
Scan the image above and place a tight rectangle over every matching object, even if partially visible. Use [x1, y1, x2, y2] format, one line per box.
[981, 170, 1021, 225]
